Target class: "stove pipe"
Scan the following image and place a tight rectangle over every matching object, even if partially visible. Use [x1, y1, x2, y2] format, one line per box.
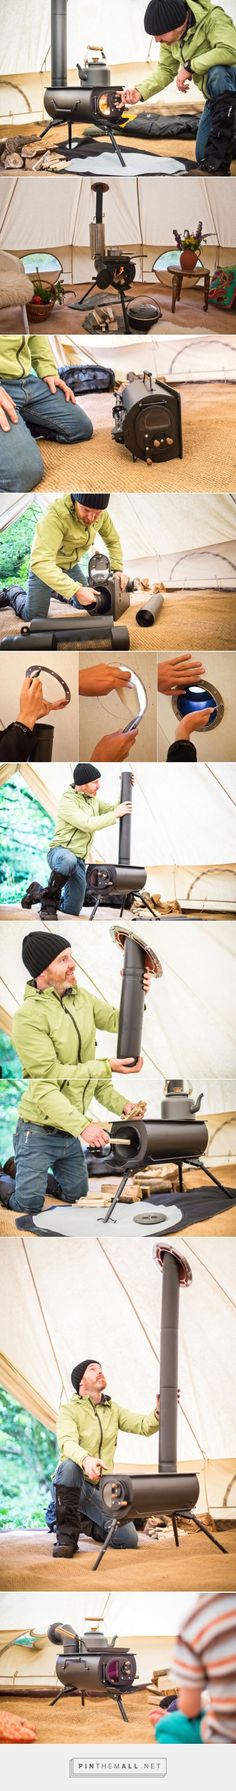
[112, 928, 161, 1062]
[157, 1246, 191, 1475]
[117, 935, 145, 1059]
[118, 771, 133, 865]
[51, 0, 67, 89]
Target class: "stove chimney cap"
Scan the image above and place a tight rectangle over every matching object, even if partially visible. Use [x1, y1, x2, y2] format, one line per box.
[153, 1244, 192, 1286]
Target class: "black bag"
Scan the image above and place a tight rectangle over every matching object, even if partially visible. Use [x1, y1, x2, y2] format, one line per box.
[58, 363, 115, 393]
[200, 92, 236, 172]
[120, 108, 198, 140]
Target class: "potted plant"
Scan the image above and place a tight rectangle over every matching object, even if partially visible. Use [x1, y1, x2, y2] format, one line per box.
[27, 268, 64, 323]
[173, 222, 212, 272]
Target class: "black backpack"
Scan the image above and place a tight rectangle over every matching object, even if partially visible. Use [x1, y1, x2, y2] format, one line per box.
[58, 363, 115, 393]
[200, 92, 236, 173]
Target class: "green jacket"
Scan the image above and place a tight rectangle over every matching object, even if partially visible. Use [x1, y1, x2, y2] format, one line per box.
[12, 981, 125, 1136]
[139, 0, 236, 101]
[51, 785, 119, 859]
[0, 335, 58, 382]
[30, 495, 123, 604]
[57, 1392, 159, 1478]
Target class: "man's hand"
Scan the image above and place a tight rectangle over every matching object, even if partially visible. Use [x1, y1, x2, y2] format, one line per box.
[124, 1099, 146, 1117]
[75, 585, 97, 608]
[143, 966, 151, 994]
[81, 1454, 107, 1483]
[176, 67, 191, 92]
[44, 375, 77, 404]
[118, 572, 128, 591]
[116, 801, 132, 818]
[0, 386, 18, 432]
[154, 1390, 180, 1416]
[158, 655, 205, 696]
[92, 728, 139, 762]
[176, 708, 212, 741]
[81, 1122, 111, 1147]
[109, 1055, 143, 1074]
[119, 87, 141, 106]
[79, 666, 131, 697]
[17, 674, 65, 731]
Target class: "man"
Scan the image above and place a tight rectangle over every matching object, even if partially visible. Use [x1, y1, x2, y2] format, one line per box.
[0, 339, 93, 492]
[4, 492, 127, 622]
[121, 0, 236, 165]
[1, 933, 150, 1215]
[25, 762, 133, 918]
[51, 1357, 160, 1556]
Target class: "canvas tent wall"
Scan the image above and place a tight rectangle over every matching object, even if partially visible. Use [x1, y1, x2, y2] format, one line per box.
[0, 912, 236, 1093]
[54, 329, 236, 380]
[1, 757, 236, 865]
[0, 0, 208, 118]
[1, 489, 236, 586]
[158, 651, 236, 762]
[0, 1590, 198, 1691]
[0, 1236, 236, 1518]
[1, 0, 236, 122]
[0, 175, 236, 288]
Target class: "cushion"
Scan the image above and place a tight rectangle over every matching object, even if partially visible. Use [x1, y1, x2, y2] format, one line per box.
[0, 274, 33, 305]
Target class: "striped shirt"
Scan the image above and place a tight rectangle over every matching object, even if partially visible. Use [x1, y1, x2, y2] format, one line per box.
[172, 1595, 236, 1743]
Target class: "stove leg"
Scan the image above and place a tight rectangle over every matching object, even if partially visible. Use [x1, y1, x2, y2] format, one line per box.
[184, 1158, 234, 1202]
[179, 1511, 227, 1554]
[116, 1693, 129, 1723]
[100, 1168, 131, 1224]
[93, 1516, 120, 1570]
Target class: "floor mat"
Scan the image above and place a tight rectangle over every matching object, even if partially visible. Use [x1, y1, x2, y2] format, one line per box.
[67, 152, 192, 174]
[16, 1186, 236, 1236]
[39, 385, 236, 493]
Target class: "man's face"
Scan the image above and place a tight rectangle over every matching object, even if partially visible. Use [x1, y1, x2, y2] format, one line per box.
[75, 503, 102, 526]
[80, 1362, 107, 1399]
[37, 948, 77, 993]
[154, 24, 187, 41]
[74, 779, 101, 797]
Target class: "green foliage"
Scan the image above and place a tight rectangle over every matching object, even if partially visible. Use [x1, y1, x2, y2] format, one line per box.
[0, 773, 54, 904]
[0, 1032, 24, 1162]
[0, 501, 41, 585]
[0, 1389, 57, 1531]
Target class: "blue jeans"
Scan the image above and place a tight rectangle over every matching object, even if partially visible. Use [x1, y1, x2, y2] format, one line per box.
[47, 846, 87, 915]
[196, 64, 236, 162]
[13, 560, 88, 622]
[54, 1459, 138, 1549]
[10, 1118, 88, 1213]
[0, 375, 93, 491]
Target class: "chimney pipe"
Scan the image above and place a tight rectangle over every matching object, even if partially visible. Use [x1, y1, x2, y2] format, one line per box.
[155, 1245, 192, 1475]
[118, 771, 133, 865]
[111, 927, 162, 1062]
[51, 0, 67, 88]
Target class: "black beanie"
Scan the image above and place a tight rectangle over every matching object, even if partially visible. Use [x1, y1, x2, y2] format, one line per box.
[71, 494, 110, 510]
[144, 0, 187, 32]
[22, 931, 70, 980]
[71, 1359, 101, 1393]
[73, 763, 101, 786]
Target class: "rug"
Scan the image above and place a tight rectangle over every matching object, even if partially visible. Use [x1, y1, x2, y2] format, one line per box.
[16, 1185, 236, 1236]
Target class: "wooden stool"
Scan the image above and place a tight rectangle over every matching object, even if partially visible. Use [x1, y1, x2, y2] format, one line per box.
[168, 265, 210, 314]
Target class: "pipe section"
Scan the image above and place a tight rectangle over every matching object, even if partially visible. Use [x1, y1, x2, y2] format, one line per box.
[136, 592, 164, 629]
[51, 0, 67, 88]
[118, 770, 133, 864]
